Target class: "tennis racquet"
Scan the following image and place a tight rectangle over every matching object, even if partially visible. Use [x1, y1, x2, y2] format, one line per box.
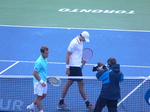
[47, 77, 61, 86]
[81, 48, 93, 68]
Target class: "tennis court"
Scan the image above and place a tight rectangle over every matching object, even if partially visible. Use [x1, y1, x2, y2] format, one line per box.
[0, 0, 150, 111]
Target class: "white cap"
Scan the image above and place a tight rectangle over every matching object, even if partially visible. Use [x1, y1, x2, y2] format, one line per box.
[81, 31, 90, 42]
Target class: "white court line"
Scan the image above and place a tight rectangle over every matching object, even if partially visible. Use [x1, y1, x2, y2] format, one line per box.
[0, 61, 19, 74]
[0, 59, 150, 68]
[0, 75, 149, 80]
[0, 25, 150, 32]
[117, 75, 150, 106]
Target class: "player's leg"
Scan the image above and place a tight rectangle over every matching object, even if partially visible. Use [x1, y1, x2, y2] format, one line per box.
[34, 94, 46, 109]
[34, 95, 44, 111]
[35, 83, 47, 112]
[77, 80, 95, 111]
[77, 80, 87, 100]
[27, 102, 36, 112]
[27, 82, 47, 112]
[61, 80, 74, 99]
[57, 80, 73, 110]
[34, 84, 47, 112]
[41, 94, 46, 100]
[27, 82, 38, 112]
[74, 67, 87, 101]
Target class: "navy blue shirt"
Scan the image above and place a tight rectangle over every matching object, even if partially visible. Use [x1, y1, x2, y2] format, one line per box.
[96, 64, 124, 100]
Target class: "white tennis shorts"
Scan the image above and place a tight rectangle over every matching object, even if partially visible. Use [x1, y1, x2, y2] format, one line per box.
[34, 82, 47, 96]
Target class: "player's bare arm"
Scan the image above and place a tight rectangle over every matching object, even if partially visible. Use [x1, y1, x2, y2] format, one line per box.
[33, 71, 46, 87]
[66, 52, 72, 75]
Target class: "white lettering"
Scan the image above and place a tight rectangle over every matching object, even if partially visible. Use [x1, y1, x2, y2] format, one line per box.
[79, 9, 92, 13]
[103, 10, 115, 13]
[92, 10, 103, 13]
[0, 99, 11, 110]
[59, 8, 70, 12]
[126, 10, 135, 14]
[69, 9, 78, 12]
[115, 10, 126, 14]
[0, 99, 23, 111]
[12, 100, 23, 110]
[58, 8, 135, 14]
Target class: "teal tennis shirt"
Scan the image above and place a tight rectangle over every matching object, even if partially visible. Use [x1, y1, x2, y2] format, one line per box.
[33, 55, 47, 82]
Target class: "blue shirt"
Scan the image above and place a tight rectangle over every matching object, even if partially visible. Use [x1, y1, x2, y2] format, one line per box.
[96, 64, 124, 100]
[33, 55, 47, 82]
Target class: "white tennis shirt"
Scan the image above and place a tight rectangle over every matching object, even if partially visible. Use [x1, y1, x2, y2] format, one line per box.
[67, 36, 83, 67]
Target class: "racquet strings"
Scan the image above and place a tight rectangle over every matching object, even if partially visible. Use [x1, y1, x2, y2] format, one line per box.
[82, 48, 93, 61]
[47, 77, 61, 86]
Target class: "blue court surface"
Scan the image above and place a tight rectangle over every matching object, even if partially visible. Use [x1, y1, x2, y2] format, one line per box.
[0, 26, 150, 76]
[0, 25, 150, 77]
[1, 0, 150, 111]
[1, 26, 150, 112]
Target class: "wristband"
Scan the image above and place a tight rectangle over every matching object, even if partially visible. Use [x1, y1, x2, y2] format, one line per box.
[66, 65, 70, 68]
[39, 79, 44, 84]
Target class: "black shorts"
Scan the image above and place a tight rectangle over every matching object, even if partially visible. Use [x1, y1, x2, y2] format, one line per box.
[68, 66, 83, 82]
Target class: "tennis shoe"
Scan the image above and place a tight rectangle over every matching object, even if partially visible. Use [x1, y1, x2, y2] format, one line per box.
[86, 104, 95, 111]
[27, 105, 35, 112]
[57, 103, 71, 110]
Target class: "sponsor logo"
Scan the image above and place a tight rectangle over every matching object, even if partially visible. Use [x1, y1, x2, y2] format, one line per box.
[58, 8, 135, 14]
[0, 99, 23, 111]
[145, 89, 150, 105]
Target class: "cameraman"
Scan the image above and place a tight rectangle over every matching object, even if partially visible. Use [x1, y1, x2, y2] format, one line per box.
[93, 58, 124, 112]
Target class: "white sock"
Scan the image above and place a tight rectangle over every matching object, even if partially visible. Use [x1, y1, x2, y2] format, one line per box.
[85, 99, 89, 102]
[39, 110, 44, 112]
[30, 103, 36, 109]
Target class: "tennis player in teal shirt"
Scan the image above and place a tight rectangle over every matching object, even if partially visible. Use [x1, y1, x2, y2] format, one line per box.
[27, 46, 49, 112]
[33, 55, 47, 83]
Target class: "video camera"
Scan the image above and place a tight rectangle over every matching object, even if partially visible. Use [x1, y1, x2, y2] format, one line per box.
[92, 62, 107, 72]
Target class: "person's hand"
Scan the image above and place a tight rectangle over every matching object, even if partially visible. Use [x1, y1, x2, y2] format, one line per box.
[81, 60, 87, 65]
[41, 83, 46, 87]
[66, 68, 70, 76]
[99, 66, 105, 70]
[39, 79, 46, 87]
